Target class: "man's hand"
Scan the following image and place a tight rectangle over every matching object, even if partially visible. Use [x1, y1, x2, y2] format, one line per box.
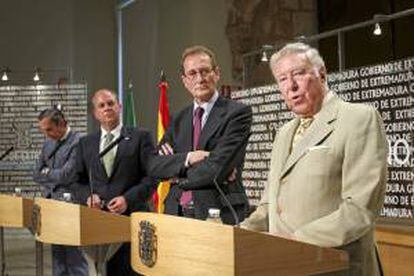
[87, 194, 102, 209]
[188, 150, 209, 166]
[40, 167, 50, 176]
[107, 196, 128, 214]
[227, 168, 237, 182]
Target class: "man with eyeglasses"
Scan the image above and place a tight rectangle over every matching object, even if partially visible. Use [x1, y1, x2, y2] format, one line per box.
[149, 45, 252, 225]
[241, 42, 388, 276]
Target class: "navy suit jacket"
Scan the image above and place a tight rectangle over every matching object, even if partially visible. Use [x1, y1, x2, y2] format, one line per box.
[33, 130, 80, 199]
[74, 126, 157, 214]
[149, 96, 252, 223]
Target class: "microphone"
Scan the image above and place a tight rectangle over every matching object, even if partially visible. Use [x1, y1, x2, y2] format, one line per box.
[47, 139, 66, 160]
[0, 146, 14, 161]
[98, 135, 125, 158]
[88, 134, 126, 209]
[212, 133, 251, 227]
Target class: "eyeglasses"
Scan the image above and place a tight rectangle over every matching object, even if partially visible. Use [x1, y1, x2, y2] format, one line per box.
[275, 68, 315, 89]
[184, 67, 215, 81]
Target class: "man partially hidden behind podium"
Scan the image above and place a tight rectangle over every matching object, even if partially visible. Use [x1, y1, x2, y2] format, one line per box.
[149, 45, 252, 224]
[33, 108, 88, 276]
[241, 43, 388, 275]
[74, 89, 156, 275]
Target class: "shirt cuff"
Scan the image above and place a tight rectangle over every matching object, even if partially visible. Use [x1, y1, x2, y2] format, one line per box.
[184, 153, 191, 168]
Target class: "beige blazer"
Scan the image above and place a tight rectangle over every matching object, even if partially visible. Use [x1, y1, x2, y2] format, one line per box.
[242, 95, 388, 276]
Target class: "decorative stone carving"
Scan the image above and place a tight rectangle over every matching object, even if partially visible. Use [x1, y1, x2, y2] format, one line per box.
[225, 0, 318, 87]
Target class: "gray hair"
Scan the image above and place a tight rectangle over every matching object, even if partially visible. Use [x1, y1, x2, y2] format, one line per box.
[91, 89, 119, 109]
[180, 45, 218, 74]
[270, 42, 326, 72]
[38, 108, 66, 125]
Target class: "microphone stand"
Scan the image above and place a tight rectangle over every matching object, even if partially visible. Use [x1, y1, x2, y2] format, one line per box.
[0, 227, 5, 276]
[89, 135, 124, 210]
[86, 135, 124, 275]
[213, 177, 240, 226]
[0, 146, 14, 276]
[212, 133, 251, 227]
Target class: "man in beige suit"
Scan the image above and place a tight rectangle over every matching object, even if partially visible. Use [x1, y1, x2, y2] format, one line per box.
[242, 43, 388, 275]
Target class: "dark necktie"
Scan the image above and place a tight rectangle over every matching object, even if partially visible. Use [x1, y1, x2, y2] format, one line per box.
[192, 107, 204, 150]
[180, 107, 205, 209]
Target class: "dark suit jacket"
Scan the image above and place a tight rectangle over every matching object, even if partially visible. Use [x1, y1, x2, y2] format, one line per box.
[74, 126, 157, 214]
[149, 96, 252, 224]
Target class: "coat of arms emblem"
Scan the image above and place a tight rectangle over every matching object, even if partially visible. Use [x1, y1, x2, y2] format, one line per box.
[138, 220, 157, 267]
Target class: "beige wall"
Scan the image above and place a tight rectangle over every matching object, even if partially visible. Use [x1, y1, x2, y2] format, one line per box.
[0, 0, 116, 131]
[124, 0, 233, 137]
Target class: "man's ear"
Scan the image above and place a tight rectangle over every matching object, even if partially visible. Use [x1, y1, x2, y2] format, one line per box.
[92, 108, 98, 120]
[181, 74, 190, 89]
[318, 67, 327, 83]
[213, 66, 221, 82]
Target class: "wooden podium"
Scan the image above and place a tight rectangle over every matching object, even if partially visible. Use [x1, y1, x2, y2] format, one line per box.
[130, 213, 349, 276]
[0, 193, 34, 276]
[0, 193, 33, 228]
[33, 198, 130, 246]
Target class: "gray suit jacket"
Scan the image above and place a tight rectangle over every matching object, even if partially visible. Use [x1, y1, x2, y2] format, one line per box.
[33, 130, 81, 199]
[242, 95, 388, 276]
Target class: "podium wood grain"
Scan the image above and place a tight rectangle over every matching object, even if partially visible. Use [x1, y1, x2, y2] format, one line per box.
[131, 212, 348, 276]
[0, 194, 33, 228]
[34, 198, 130, 246]
[376, 225, 414, 276]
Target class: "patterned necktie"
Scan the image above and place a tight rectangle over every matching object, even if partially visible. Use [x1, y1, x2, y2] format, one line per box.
[291, 117, 313, 149]
[103, 133, 115, 176]
[180, 107, 205, 209]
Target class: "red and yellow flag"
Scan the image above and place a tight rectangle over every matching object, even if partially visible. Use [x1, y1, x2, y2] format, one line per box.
[154, 76, 171, 213]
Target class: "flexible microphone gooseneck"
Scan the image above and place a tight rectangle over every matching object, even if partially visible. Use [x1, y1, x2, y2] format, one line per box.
[0, 146, 14, 161]
[47, 139, 66, 160]
[98, 135, 125, 159]
[87, 134, 126, 208]
[212, 133, 251, 227]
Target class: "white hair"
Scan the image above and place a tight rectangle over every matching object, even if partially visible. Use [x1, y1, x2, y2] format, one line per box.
[270, 42, 328, 88]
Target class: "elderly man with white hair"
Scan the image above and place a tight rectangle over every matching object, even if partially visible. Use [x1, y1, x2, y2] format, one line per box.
[242, 42, 388, 276]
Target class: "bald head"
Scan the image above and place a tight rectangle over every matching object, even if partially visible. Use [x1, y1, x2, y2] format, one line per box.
[91, 89, 121, 131]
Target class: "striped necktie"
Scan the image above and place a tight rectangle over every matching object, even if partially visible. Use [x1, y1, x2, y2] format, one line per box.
[103, 133, 115, 176]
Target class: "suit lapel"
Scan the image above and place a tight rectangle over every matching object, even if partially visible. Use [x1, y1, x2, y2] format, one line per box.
[110, 126, 130, 178]
[198, 97, 226, 149]
[280, 96, 340, 178]
[278, 120, 299, 172]
[178, 107, 194, 151]
[91, 131, 107, 178]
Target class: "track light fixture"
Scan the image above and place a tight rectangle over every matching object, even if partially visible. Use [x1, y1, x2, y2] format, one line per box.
[1, 72, 8, 82]
[261, 51, 268, 62]
[1, 67, 10, 82]
[260, 45, 274, 63]
[33, 67, 40, 82]
[373, 23, 382, 36]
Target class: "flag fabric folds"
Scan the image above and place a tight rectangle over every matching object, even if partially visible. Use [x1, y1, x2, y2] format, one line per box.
[154, 78, 171, 213]
[123, 85, 137, 127]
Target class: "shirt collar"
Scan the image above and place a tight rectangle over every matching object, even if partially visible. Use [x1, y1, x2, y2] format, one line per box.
[60, 126, 71, 141]
[100, 123, 122, 140]
[193, 90, 219, 116]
